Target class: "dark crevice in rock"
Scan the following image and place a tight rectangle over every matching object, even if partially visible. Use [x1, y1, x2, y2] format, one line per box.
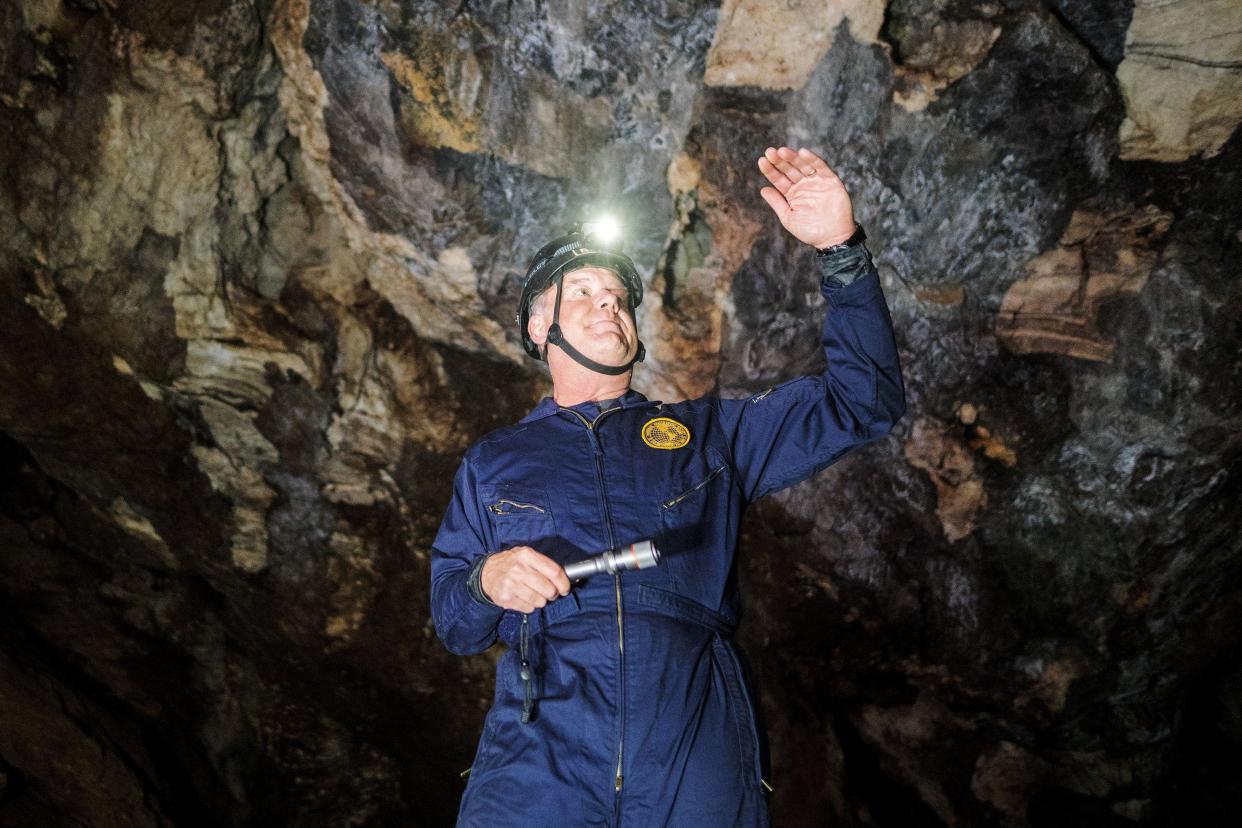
[1043, 0, 1135, 72]
[0, 432, 242, 824]
[1115, 127, 1242, 232]
[64, 226, 186, 385]
[0, 579, 206, 827]
[656, 202, 711, 318]
[1156, 640, 1242, 822]
[834, 708, 950, 826]
[1028, 789, 1136, 827]
[702, 84, 790, 116]
[932, 11, 1124, 200]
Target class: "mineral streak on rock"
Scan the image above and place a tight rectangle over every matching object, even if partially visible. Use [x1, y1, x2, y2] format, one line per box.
[107, 496, 178, 570]
[379, 49, 484, 156]
[996, 204, 1173, 362]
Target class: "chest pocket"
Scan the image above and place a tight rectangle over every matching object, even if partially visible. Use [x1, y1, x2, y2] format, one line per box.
[657, 449, 731, 540]
[481, 486, 557, 551]
[656, 450, 735, 599]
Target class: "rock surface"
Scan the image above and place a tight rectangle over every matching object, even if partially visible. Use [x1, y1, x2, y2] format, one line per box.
[705, 0, 884, 90]
[996, 203, 1172, 362]
[1117, 0, 1242, 161]
[2, 1, 1240, 826]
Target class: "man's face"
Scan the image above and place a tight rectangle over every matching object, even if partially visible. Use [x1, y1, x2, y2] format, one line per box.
[527, 265, 638, 368]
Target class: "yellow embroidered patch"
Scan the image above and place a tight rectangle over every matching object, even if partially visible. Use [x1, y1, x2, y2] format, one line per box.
[642, 417, 691, 450]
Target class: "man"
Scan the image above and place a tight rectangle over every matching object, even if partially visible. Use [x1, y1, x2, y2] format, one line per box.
[431, 147, 905, 826]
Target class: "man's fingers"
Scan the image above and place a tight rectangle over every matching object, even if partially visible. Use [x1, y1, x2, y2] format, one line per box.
[520, 551, 570, 596]
[797, 148, 839, 180]
[523, 583, 550, 608]
[503, 547, 568, 601]
[511, 580, 548, 611]
[769, 147, 805, 183]
[783, 146, 819, 178]
[512, 584, 545, 614]
[524, 571, 560, 602]
[526, 551, 567, 587]
[765, 146, 804, 182]
[757, 155, 792, 194]
[484, 546, 562, 611]
[774, 146, 806, 175]
[757, 145, 855, 247]
[777, 146, 838, 181]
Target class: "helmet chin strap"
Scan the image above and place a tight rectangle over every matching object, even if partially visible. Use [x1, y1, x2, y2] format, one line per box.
[543, 277, 645, 377]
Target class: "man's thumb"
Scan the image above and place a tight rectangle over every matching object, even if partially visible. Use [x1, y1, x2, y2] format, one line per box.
[759, 186, 788, 217]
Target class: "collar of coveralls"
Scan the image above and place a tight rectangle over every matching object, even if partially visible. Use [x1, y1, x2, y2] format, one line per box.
[519, 387, 658, 424]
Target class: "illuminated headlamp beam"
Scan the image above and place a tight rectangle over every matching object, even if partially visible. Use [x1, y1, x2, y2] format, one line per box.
[584, 215, 621, 245]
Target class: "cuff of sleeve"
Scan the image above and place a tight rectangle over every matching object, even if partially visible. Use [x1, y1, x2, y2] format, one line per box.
[819, 247, 884, 309]
[467, 554, 499, 608]
[817, 242, 872, 288]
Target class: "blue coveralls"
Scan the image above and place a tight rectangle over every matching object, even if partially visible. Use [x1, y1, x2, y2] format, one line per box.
[431, 244, 905, 826]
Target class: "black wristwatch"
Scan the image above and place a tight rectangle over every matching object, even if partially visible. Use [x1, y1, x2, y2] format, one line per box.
[467, 554, 498, 607]
[816, 223, 866, 256]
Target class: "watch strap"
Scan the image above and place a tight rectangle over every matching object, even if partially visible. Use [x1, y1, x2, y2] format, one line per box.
[816, 222, 866, 256]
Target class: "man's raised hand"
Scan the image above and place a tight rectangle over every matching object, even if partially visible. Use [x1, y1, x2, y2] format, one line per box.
[757, 147, 856, 249]
[481, 546, 572, 614]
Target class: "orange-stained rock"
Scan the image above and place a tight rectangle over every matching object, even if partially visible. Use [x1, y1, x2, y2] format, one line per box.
[915, 283, 967, 306]
[904, 417, 987, 542]
[996, 205, 1172, 362]
[639, 149, 764, 402]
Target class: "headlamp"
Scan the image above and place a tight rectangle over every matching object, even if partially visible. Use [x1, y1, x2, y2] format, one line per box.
[583, 215, 621, 246]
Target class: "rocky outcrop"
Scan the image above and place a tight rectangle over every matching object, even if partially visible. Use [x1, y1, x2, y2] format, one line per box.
[705, 0, 884, 89]
[2, 1, 1240, 826]
[1117, 0, 1242, 161]
[902, 414, 991, 543]
[996, 204, 1173, 362]
[883, 0, 1001, 112]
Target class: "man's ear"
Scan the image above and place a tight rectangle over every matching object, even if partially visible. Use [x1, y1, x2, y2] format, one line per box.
[527, 311, 548, 346]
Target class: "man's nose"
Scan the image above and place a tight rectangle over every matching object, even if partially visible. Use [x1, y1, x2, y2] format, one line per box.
[597, 291, 621, 312]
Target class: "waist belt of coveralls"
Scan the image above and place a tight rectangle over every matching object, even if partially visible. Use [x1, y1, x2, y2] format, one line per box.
[502, 585, 738, 723]
[504, 583, 739, 644]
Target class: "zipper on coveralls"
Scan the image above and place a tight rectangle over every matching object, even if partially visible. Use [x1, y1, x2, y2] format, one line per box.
[661, 464, 726, 509]
[489, 498, 547, 515]
[559, 404, 628, 795]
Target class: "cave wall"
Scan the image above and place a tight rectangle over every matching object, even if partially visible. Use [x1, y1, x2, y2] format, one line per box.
[1, 1, 1240, 825]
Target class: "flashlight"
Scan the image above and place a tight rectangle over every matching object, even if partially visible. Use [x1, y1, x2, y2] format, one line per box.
[563, 540, 660, 581]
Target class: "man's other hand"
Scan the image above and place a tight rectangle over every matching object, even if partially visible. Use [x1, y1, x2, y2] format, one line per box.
[481, 546, 572, 614]
[757, 146, 856, 249]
